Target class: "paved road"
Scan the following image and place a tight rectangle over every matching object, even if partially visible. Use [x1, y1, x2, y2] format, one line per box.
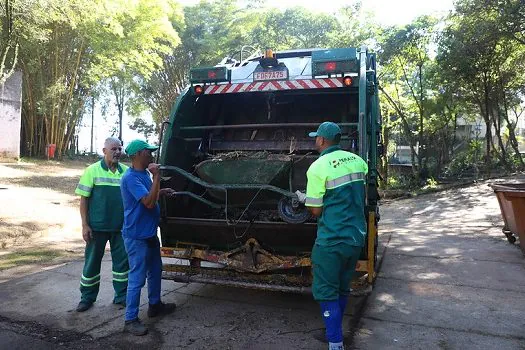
[353, 178, 525, 349]
[0, 177, 524, 349]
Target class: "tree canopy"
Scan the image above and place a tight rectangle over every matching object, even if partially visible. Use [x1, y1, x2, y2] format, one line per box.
[1, 0, 524, 183]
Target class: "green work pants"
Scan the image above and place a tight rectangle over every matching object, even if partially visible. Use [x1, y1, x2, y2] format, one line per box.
[79, 231, 129, 304]
[311, 243, 362, 301]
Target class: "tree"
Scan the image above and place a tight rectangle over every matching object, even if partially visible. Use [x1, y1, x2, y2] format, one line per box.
[378, 16, 439, 178]
[0, 0, 18, 85]
[138, 0, 256, 125]
[88, 0, 183, 143]
[129, 117, 156, 142]
[438, 0, 525, 169]
[16, 0, 182, 158]
[250, 7, 340, 50]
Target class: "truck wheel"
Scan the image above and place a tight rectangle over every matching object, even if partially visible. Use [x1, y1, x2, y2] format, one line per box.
[278, 197, 311, 224]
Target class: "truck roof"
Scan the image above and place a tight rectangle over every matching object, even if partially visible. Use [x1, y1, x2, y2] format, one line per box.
[192, 47, 361, 94]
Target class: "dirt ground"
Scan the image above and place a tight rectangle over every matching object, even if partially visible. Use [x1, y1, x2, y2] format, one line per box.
[0, 159, 92, 276]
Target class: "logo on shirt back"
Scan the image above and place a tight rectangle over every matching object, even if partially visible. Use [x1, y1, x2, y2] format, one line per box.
[330, 155, 357, 169]
[331, 159, 340, 168]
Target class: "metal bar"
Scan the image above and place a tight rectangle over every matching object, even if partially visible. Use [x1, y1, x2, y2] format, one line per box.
[156, 121, 171, 164]
[358, 46, 368, 159]
[368, 53, 380, 207]
[160, 87, 189, 165]
[179, 122, 358, 131]
[160, 165, 297, 198]
[367, 210, 376, 283]
[162, 269, 371, 296]
[162, 271, 312, 294]
[210, 140, 314, 151]
[173, 191, 223, 208]
[208, 140, 350, 151]
[163, 216, 317, 228]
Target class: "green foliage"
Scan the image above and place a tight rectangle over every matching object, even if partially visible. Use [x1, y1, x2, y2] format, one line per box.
[385, 174, 419, 190]
[8, 0, 525, 171]
[129, 117, 156, 142]
[423, 177, 438, 190]
[250, 7, 340, 50]
[437, 0, 525, 169]
[445, 140, 483, 177]
[10, 0, 183, 157]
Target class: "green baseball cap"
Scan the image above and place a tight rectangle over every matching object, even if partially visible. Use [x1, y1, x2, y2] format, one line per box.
[125, 139, 158, 156]
[308, 122, 342, 140]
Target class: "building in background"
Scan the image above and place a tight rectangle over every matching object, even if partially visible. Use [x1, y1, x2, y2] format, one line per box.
[0, 72, 22, 162]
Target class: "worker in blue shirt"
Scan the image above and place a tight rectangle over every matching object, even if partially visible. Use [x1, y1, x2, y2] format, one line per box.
[120, 139, 176, 336]
[297, 122, 368, 350]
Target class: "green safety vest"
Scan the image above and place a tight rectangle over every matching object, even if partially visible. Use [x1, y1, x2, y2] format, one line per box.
[305, 145, 368, 247]
[75, 160, 128, 232]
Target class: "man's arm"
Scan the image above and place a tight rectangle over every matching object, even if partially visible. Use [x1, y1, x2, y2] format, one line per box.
[308, 206, 323, 217]
[305, 165, 326, 218]
[79, 196, 92, 243]
[140, 163, 161, 209]
[76, 167, 94, 243]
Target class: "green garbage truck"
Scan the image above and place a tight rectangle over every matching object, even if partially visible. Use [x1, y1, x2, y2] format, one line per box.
[157, 46, 381, 294]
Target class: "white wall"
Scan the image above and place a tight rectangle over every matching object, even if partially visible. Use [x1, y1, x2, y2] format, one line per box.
[0, 71, 22, 161]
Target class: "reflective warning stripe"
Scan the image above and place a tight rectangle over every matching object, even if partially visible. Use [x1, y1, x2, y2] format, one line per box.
[305, 197, 323, 206]
[112, 270, 129, 276]
[76, 184, 92, 193]
[112, 270, 129, 282]
[325, 172, 365, 189]
[93, 177, 121, 185]
[80, 273, 101, 287]
[81, 273, 100, 281]
[113, 277, 128, 282]
[80, 280, 101, 287]
[203, 78, 345, 94]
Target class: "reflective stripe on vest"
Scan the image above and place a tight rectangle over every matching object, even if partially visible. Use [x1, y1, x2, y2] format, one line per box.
[325, 172, 365, 189]
[305, 197, 323, 206]
[76, 184, 92, 193]
[93, 177, 121, 185]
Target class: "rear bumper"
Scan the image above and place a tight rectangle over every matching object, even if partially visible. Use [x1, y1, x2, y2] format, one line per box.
[160, 235, 375, 295]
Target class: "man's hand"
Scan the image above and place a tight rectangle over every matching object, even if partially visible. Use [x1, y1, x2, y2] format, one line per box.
[159, 188, 176, 197]
[82, 224, 92, 243]
[147, 163, 160, 176]
[295, 190, 306, 204]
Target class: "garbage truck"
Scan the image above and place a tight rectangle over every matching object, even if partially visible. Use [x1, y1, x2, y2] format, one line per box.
[157, 46, 381, 294]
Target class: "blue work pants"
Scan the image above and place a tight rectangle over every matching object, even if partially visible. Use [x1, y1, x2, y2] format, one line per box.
[123, 236, 162, 321]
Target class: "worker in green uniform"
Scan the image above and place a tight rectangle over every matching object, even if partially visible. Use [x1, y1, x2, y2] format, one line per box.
[296, 122, 368, 350]
[74, 137, 130, 312]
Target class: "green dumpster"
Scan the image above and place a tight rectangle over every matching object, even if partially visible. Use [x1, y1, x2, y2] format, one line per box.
[490, 183, 525, 254]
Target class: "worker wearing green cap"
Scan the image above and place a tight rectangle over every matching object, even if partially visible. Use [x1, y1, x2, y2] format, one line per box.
[296, 121, 368, 350]
[120, 139, 176, 336]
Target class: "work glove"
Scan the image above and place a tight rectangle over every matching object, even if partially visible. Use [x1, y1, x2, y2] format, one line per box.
[295, 190, 307, 204]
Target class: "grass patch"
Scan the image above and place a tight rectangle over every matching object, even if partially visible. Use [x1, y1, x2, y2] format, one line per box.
[0, 248, 66, 271]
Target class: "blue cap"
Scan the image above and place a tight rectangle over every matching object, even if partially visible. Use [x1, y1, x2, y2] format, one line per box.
[308, 122, 342, 141]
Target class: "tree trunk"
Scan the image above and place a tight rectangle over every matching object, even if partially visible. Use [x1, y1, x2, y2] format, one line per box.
[90, 95, 94, 154]
[500, 81, 524, 168]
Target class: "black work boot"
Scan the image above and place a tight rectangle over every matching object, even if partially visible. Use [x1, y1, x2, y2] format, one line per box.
[123, 318, 148, 336]
[76, 301, 93, 312]
[147, 302, 176, 318]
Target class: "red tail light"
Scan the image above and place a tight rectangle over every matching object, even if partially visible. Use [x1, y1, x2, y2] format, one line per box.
[324, 62, 337, 71]
[194, 85, 204, 95]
